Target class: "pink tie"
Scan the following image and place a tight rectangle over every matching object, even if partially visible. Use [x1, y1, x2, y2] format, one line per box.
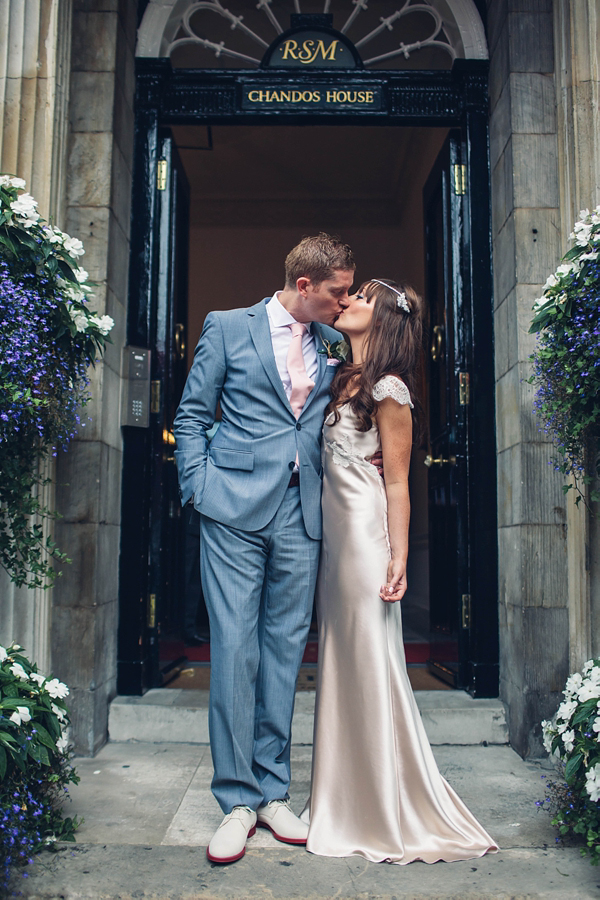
[287, 322, 314, 419]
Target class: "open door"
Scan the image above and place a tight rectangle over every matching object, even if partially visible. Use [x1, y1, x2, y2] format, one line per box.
[146, 134, 190, 685]
[118, 131, 190, 692]
[423, 130, 498, 696]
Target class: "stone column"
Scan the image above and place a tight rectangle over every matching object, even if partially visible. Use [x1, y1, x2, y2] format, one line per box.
[0, 0, 72, 674]
[553, 0, 600, 671]
[52, 0, 136, 755]
[488, 0, 569, 756]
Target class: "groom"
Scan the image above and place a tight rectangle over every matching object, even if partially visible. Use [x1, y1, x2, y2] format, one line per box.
[173, 233, 355, 864]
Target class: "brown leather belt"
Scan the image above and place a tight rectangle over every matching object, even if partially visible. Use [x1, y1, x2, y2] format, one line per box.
[288, 472, 300, 488]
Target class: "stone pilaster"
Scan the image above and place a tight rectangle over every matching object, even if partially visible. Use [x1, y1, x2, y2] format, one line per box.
[488, 0, 568, 756]
[0, 0, 72, 674]
[52, 0, 136, 756]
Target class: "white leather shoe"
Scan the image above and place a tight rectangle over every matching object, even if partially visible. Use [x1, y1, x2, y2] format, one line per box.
[206, 806, 257, 864]
[256, 799, 308, 845]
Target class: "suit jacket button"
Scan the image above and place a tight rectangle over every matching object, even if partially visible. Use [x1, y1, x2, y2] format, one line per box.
[289, 461, 295, 470]
[296, 423, 302, 431]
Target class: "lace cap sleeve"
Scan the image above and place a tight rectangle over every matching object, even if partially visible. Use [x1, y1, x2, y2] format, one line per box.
[372, 375, 414, 408]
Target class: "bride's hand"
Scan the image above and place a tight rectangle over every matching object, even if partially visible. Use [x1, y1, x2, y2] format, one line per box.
[380, 558, 407, 603]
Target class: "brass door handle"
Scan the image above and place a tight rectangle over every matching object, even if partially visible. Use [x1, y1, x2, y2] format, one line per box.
[174, 323, 186, 361]
[424, 454, 456, 467]
[431, 325, 444, 362]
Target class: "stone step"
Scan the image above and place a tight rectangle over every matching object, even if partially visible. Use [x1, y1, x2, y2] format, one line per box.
[109, 689, 508, 746]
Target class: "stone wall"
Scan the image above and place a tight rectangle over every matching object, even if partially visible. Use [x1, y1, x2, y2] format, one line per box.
[52, 0, 136, 756]
[488, 0, 569, 756]
[0, 0, 72, 674]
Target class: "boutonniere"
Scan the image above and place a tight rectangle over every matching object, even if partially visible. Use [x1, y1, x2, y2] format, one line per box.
[318, 338, 349, 366]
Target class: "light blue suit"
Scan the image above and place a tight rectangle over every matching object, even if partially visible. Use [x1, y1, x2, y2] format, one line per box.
[174, 298, 341, 812]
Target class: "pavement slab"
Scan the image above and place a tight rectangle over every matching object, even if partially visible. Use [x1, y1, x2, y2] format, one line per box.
[11, 741, 600, 899]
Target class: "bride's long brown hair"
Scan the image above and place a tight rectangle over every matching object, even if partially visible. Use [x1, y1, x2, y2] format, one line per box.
[325, 279, 423, 433]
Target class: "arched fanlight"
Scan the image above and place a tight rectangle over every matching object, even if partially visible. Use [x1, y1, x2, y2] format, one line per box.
[136, 1, 488, 67]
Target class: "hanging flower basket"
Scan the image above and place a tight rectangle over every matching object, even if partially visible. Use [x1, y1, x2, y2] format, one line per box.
[0, 175, 114, 588]
[529, 208, 600, 508]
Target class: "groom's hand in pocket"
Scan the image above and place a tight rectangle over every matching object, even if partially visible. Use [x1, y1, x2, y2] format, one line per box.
[368, 451, 384, 477]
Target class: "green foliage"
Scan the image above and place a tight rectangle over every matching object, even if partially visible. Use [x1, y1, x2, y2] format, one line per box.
[0, 643, 80, 891]
[0, 174, 113, 588]
[541, 659, 600, 863]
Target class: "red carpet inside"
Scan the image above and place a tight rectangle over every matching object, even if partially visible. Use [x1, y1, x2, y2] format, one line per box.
[159, 640, 447, 665]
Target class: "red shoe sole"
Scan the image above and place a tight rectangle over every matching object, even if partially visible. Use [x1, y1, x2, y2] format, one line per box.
[206, 825, 256, 863]
[256, 821, 307, 845]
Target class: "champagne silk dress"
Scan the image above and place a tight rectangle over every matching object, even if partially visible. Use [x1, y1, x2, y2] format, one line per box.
[305, 376, 498, 865]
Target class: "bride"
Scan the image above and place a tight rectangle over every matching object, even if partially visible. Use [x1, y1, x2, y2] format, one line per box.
[304, 278, 498, 864]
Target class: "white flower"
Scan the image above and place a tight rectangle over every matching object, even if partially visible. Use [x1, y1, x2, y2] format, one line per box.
[74, 267, 89, 283]
[557, 698, 578, 722]
[9, 706, 31, 726]
[586, 764, 600, 802]
[592, 717, 600, 737]
[541, 720, 555, 754]
[68, 306, 89, 332]
[0, 646, 6, 663]
[29, 672, 46, 686]
[0, 175, 11, 186]
[90, 315, 114, 336]
[56, 735, 69, 754]
[533, 295, 552, 311]
[581, 251, 599, 261]
[561, 729, 575, 752]
[45, 678, 69, 699]
[10, 192, 38, 218]
[9, 177, 26, 189]
[556, 261, 580, 277]
[51, 703, 67, 723]
[579, 209, 591, 221]
[584, 660, 595, 675]
[565, 673, 583, 697]
[543, 274, 558, 290]
[42, 225, 65, 245]
[63, 236, 85, 258]
[9, 662, 28, 680]
[578, 681, 600, 702]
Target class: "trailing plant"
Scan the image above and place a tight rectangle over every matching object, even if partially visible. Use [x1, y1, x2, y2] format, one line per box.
[540, 659, 600, 864]
[0, 642, 80, 892]
[529, 207, 600, 508]
[0, 175, 114, 588]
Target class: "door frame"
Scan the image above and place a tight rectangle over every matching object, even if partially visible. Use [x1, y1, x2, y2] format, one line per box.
[117, 57, 498, 697]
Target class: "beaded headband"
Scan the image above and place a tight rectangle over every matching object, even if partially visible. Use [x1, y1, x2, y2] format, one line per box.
[370, 279, 410, 313]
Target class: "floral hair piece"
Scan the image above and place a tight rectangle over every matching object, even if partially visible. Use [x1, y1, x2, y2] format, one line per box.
[370, 279, 410, 313]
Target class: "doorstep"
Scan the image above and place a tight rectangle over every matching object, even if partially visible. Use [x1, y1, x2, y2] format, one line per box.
[108, 689, 508, 746]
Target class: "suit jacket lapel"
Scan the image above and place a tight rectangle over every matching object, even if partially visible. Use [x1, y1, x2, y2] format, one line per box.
[247, 300, 294, 415]
[300, 325, 328, 417]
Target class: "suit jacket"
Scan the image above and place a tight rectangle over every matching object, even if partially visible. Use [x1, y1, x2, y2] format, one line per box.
[173, 298, 343, 540]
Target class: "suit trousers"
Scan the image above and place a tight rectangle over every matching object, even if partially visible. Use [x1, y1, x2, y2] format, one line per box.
[200, 485, 320, 813]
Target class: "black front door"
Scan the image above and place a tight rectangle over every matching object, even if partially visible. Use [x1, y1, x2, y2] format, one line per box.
[117, 132, 190, 693]
[423, 130, 498, 696]
[118, 59, 497, 697]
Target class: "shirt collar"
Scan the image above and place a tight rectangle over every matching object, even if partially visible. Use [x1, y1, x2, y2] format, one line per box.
[268, 292, 313, 333]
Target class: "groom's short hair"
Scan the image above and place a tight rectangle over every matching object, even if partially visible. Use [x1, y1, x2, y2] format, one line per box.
[285, 233, 355, 288]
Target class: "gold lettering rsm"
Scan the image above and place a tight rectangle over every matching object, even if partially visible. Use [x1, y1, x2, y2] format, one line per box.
[280, 39, 340, 64]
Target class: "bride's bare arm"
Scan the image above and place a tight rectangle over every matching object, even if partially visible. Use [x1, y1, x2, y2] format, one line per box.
[377, 396, 413, 603]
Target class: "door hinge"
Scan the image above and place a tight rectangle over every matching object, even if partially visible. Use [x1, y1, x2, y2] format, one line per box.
[157, 158, 168, 191]
[461, 593, 471, 629]
[458, 372, 470, 406]
[147, 593, 157, 629]
[150, 380, 161, 414]
[453, 164, 467, 195]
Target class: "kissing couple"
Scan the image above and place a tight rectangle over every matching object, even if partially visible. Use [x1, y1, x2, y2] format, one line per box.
[174, 233, 497, 865]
